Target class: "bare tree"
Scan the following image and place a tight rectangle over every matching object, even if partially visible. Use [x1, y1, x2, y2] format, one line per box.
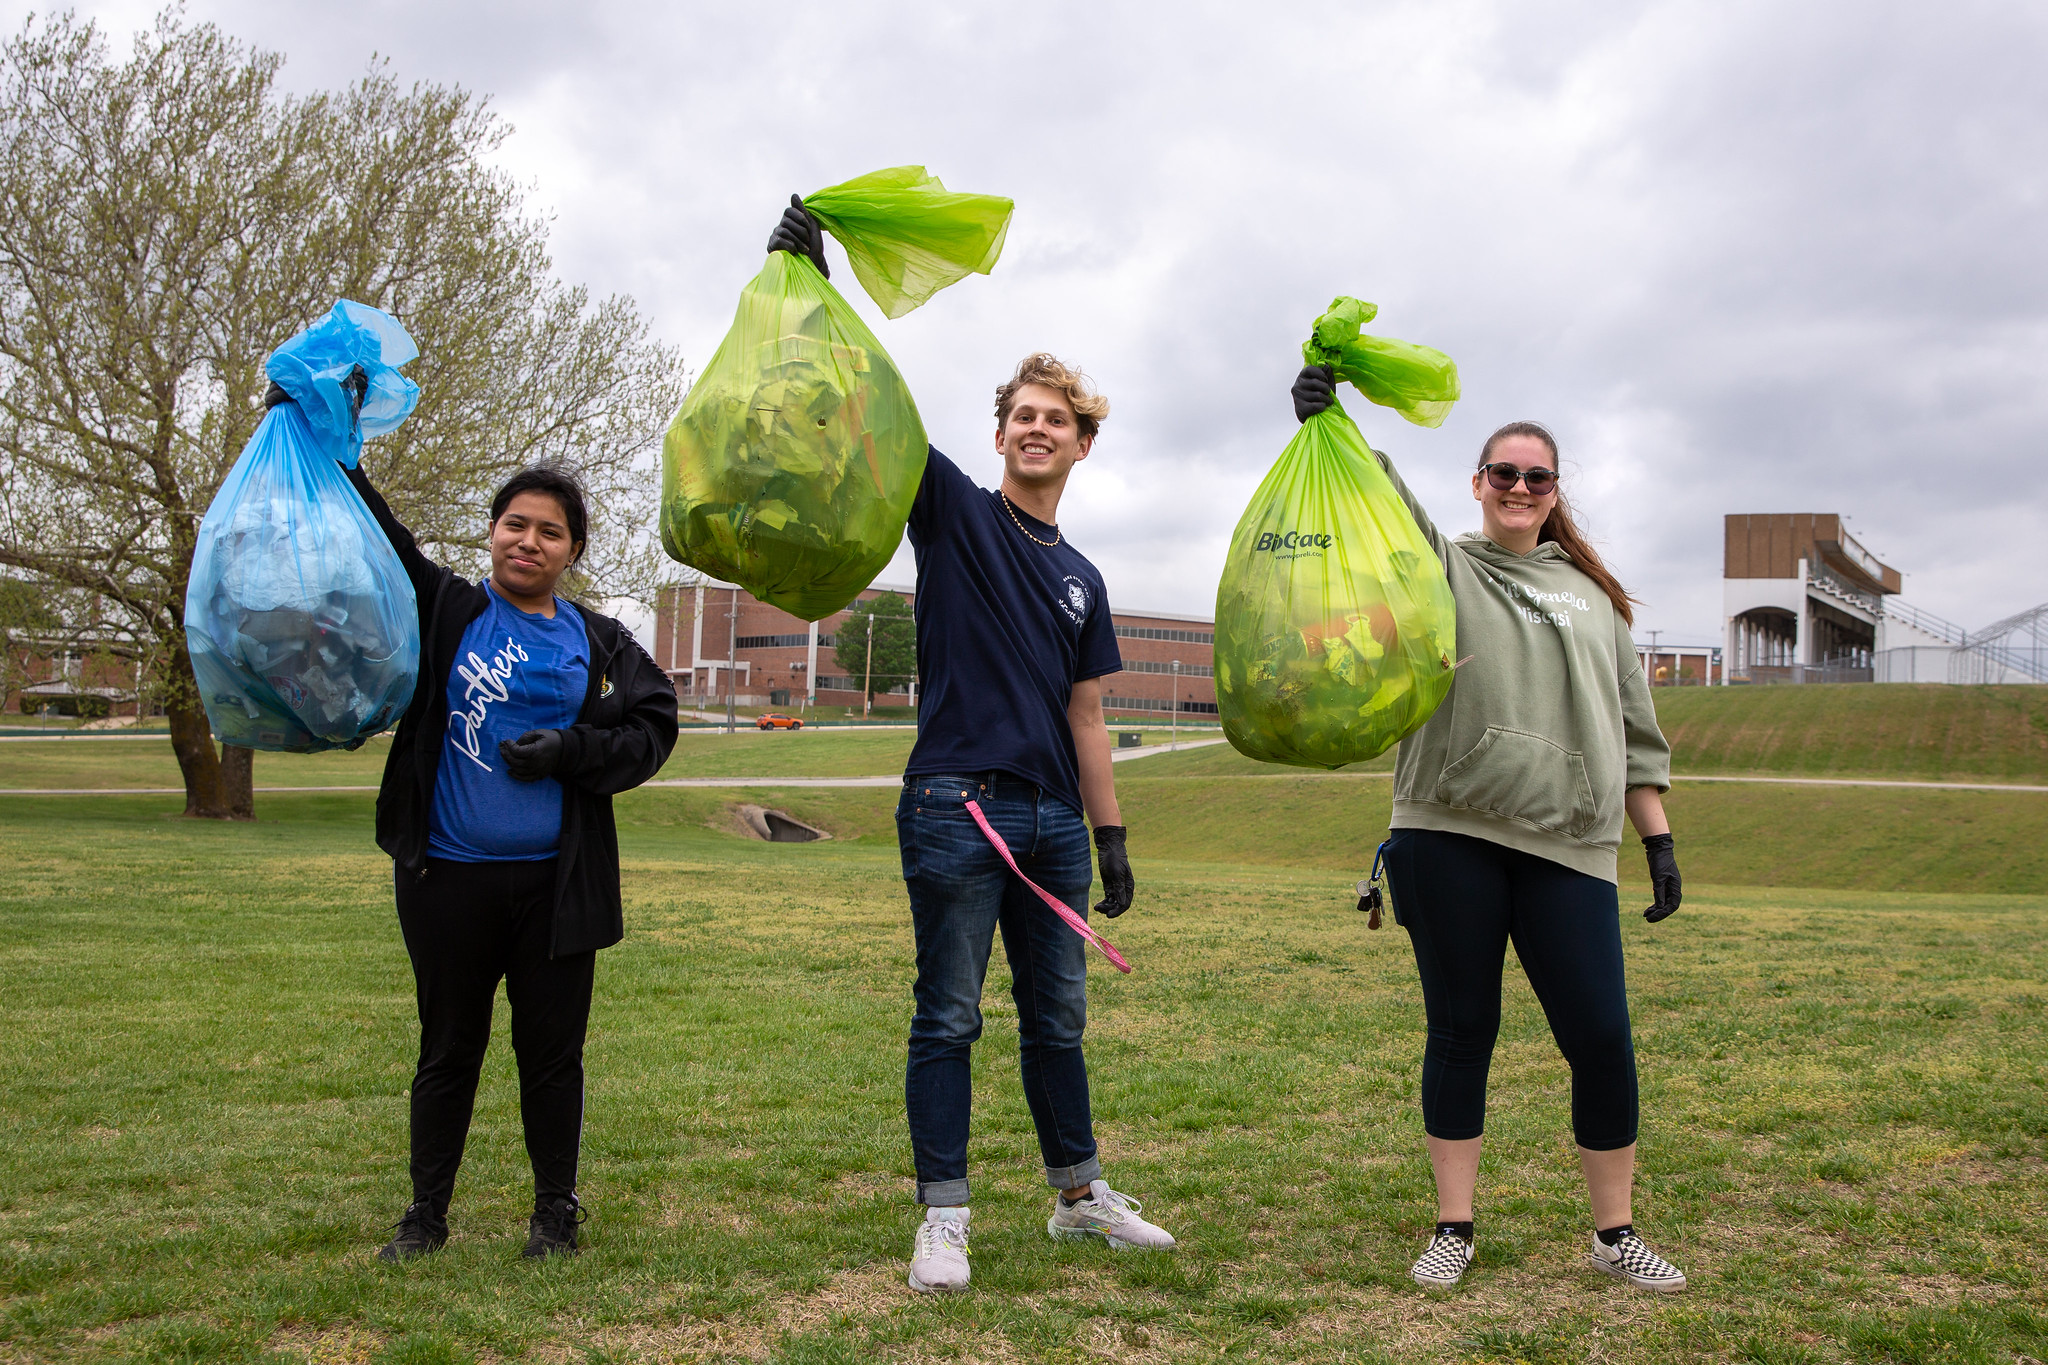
[0, 12, 684, 817]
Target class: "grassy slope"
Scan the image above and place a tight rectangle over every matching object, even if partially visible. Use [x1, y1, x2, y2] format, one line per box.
[1101, 773, 2048, 895]
[7, 685, 2045, 789]
[0, 794, 2042, 1363]
[1651, 683, 2048, 781]
[3, 746, 2043, 895]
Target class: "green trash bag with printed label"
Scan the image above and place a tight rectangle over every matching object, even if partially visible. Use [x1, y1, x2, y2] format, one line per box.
[1213, 297, 1462, 769]
[661, 166, 1012, 620]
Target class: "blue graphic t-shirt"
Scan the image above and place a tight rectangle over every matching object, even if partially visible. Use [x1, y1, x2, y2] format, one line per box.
[427, 583, 589, 862]
[902, 447, 1122, 813]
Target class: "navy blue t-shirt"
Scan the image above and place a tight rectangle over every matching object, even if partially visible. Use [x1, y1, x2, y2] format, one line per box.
[427, 583, 589, 862]
[902, 447, 1122, 813]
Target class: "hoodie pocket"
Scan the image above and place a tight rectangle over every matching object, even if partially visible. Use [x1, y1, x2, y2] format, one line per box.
[1435, 726, 1599, 839]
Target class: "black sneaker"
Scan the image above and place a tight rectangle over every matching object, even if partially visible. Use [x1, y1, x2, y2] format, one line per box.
[522, 1195, 587, 1259]
[376, 1201, 448, 1262]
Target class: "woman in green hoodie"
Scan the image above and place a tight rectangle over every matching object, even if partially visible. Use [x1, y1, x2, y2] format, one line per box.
[1293, 371, 1687, 1295]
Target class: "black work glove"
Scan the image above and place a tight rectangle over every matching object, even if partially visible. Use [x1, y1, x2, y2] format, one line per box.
[1642, 832, 1682, 923]
[1092, 825, 1134, 918]
[1292, 364, 1335, 423]
[498, 729, 565, 782]
[767, 193, 829, 278]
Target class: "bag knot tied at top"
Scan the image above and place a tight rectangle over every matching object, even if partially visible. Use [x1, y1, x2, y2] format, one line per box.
[265, 300, 421, 467]
[801, 166, 1014, 320]
[1302, 296, 1460, 430]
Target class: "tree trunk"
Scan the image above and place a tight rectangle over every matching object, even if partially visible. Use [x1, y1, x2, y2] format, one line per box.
[164, 646, 234, 819]
[221, 744, 255, 819]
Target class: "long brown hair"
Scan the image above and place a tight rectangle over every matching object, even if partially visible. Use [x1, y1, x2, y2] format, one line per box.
[1480, 421, 1638, 626]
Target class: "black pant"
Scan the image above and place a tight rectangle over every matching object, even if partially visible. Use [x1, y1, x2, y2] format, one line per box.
[394, 858, 595, 1214]
[1382, 828, 1638, 1151]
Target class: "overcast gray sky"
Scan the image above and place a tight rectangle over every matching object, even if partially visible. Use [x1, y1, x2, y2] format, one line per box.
[22, 0, 2047, 639]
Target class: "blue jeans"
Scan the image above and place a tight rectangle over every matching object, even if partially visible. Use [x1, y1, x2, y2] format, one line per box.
[898, 773, 1102, 1205]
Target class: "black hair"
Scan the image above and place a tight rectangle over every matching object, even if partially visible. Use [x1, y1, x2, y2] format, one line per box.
[490, 466, 589, 563]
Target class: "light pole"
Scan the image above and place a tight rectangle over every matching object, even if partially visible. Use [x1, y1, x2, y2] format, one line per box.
[1170, 659, 1180, 750]
[725, 586, 738, 734]
[863, 609, 874, 719]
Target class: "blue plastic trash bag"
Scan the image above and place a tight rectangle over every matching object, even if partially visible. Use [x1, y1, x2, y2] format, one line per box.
[184, 300, 423, 752]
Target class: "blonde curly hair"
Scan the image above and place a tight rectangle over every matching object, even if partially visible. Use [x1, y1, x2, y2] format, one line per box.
[994, 353, 1110, 441]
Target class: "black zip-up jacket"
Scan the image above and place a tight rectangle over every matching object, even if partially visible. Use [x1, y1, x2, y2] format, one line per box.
[346, 466, 679, 956]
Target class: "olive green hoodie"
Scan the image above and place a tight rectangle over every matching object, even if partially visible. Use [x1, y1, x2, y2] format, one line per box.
[1374, 448, 1669, 882]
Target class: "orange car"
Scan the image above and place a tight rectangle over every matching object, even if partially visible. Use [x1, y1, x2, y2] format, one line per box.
[756, 713, 804, 731]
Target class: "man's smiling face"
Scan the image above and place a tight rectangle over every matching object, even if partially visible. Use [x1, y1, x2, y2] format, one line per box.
[995, 381, 1092, 491]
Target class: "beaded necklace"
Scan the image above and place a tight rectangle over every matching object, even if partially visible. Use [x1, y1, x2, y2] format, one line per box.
[999, 490, 1061, 547]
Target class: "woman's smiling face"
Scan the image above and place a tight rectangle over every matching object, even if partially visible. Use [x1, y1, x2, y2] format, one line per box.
[489, 491, 581, 604]
[1471, 433, 1558, 552]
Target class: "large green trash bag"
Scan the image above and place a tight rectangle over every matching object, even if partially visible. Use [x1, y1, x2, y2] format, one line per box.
[661, 167, 1013, 620]
[1213, 297, 1461, 769]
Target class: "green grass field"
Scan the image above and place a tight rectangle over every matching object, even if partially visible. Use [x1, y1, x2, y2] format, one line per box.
[1, 688, 2045, 1363]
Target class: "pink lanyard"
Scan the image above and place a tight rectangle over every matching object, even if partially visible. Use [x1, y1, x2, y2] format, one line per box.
[964, 799, 1132, 973]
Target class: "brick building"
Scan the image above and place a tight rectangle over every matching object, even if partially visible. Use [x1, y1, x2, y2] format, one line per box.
[650, 581, 1217, 719]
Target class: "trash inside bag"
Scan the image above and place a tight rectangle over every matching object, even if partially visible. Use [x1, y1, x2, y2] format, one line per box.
[661, 167, 1012, 620]
[1213, 298, 1461, 769]
[185, 300, 422, 752]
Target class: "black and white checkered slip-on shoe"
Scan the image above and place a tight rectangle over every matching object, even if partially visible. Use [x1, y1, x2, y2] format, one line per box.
[1588, 1228, 1687, 1292]
[1410, 1229, 1475, 1288]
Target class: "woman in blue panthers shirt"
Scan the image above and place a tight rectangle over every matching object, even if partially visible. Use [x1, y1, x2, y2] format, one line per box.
[428, 585, 588, 860]
[340, 462, 678, 1264]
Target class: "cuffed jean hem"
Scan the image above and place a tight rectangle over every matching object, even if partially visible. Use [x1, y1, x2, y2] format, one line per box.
[1045, 1156, 1103, 1190]
[917, 1178, 972, 1207]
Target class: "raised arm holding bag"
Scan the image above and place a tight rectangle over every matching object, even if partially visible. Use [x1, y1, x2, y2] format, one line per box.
[184, 301, 422, 752]
[661, 166, 1013, 620]
[1213, 297, 1462, 769]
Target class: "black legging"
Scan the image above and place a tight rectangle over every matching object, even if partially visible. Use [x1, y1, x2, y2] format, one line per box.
[1382, 828, 1638, 1151]
[394, 858, 595, 1214]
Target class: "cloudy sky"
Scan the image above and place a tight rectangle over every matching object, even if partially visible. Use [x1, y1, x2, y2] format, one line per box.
[21, 0, 2046, 641]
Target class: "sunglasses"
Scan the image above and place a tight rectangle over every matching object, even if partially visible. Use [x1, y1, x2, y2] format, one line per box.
[1479, 462, 1559, 495]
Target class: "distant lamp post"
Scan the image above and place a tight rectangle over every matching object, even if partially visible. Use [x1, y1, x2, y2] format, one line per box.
[1170, 659, 1181, 750]
[726, 585, 738, 734]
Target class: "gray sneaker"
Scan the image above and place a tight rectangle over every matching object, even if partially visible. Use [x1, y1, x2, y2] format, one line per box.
[908, 1207, 971, 1293]
[1588, 1227, 1686, 1292]
[1046, 1180, 1176, 1251]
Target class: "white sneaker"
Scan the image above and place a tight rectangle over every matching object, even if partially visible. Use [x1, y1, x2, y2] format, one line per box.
[1046, 1180, 1176, 1251]
[908, 1207, 970, 1293]
[1588, 1227, 1687, 1292]
[1410, 1229, 1476, 1289]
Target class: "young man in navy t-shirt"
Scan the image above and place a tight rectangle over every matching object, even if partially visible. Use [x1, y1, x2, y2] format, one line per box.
[772, 206, 1174, 1293]
[900, 354, 1179, 1289]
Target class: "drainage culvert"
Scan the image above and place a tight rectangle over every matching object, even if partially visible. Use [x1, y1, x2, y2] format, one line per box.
[734, 804, 831, 843]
